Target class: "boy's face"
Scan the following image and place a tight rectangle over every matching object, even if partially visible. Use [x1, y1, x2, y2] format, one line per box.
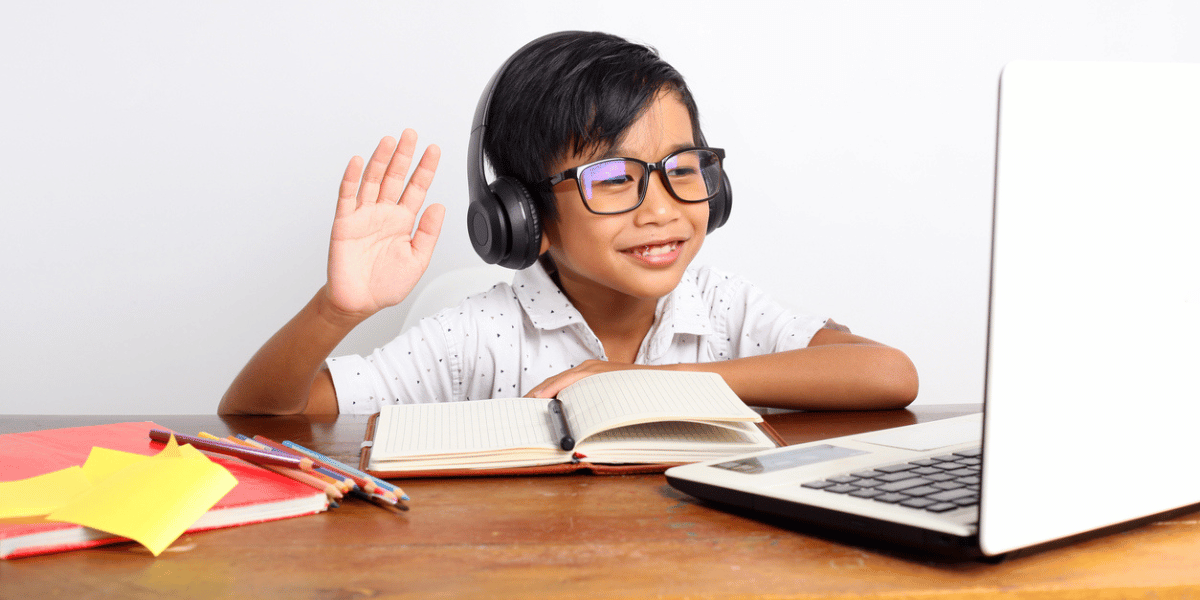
[540, 91, 710, 304]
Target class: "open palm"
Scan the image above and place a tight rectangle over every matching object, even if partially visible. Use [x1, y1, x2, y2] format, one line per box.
[326, 131, 445, 319]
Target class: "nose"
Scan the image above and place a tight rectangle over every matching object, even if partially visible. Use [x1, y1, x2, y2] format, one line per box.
[633, 171, 681, 225]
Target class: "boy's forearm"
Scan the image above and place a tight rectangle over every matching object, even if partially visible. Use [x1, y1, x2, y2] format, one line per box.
[683, 344, 919, 411]
[218, 287, 364, 415]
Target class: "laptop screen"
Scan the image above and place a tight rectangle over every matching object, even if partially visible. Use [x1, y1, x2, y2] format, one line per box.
[981, 61, 1200, 555]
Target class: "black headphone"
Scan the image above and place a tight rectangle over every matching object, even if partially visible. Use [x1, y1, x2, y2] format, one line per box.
[466, 32, 732, 269]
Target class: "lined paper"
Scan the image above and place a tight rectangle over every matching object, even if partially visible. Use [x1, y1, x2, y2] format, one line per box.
[368, 370, 770, 469]
[560, 371, 760, 441]
[375, 398, 556, 459]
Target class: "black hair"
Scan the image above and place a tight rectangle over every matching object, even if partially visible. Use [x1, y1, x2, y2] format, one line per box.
[483, 31, 705, 222]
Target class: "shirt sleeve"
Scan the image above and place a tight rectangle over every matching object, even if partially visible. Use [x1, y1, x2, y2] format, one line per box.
[705, 269, 828, 358]
[326, 308, 465, 414]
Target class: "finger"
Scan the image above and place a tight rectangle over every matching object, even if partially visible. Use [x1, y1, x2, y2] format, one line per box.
[357, 136, 398, 205]
[378, 129, 418, 203]
[411, 203, 446, 260]
[336, 155, 365, 218]
[526, 372, 583, 399]
[397, 143, 441, 212]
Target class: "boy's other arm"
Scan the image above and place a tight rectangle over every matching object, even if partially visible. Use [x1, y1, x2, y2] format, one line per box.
[700, 328, 919, 410]
[217, 288, 358, 415]
[219, 132, 443, 415]
[527, 328, 918, 411]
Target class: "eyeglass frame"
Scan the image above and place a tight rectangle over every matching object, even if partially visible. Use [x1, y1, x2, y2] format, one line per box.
[536, 146, 726, 215]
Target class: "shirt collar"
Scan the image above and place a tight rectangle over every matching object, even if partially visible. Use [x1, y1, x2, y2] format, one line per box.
[512, 262, 714, 348]
[639, 268, 713, 362]
[512, 261, 586, 330]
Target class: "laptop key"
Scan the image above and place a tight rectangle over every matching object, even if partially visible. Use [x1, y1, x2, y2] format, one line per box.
[899, 485, 942, 497]
[876, 463, 918, 473]
[873, 493, 910, 504]
[928, 488, 975, 503]
[900, 497, 936, 509]
[877, 471, 920, 482]
[825, 484, 860, 494]
[851, 479, 885, 488]
[877, 478, 935, 493]
[851, 470, 886, 478]
[801, 480, 836, 490]
[925, 502, 959, 513]
[850, 488, 885, 499]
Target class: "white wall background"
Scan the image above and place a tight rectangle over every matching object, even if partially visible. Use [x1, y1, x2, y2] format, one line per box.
[2, 1, 1197, 414]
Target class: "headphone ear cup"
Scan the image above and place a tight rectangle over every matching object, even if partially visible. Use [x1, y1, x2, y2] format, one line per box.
[706, 172, 732, 233]
[467, 188, 510, 266]
[484, 176, 542, 269]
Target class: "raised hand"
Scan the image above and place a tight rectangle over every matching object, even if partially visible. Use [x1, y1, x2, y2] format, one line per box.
[323, 130, 445, 320]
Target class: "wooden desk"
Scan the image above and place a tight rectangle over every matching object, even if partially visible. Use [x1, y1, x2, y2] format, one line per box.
[4, 406, 1198, 599]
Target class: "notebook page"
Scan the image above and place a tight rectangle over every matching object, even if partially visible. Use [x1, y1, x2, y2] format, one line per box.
[373, 398, 556, 460]
[559, 370, 760, 442]
[580, 421, 775, 462]
[587, 420, 766, 446]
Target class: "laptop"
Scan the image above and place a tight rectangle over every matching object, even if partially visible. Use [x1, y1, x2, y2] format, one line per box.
[665, 60, 1200, 559]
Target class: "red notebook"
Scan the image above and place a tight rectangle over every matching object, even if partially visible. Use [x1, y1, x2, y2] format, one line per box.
[1, 421, 329, 559]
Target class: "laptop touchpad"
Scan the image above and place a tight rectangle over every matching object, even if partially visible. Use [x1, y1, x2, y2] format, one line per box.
[852, 413, 983, 452]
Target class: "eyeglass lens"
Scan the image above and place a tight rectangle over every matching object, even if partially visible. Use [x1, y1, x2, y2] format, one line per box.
[580, 149, 722, 214]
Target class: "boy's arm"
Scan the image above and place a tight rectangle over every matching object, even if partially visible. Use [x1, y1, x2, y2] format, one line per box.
[219, 132, 443, 415]
[693, 328, 919, 410]
[526, 329, 918, 411]
[217, 287, 358, 415]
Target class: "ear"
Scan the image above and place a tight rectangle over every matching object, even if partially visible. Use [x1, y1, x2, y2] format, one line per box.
[538, 230, 551, 255]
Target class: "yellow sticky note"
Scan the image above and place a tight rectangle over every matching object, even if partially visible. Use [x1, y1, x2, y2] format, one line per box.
[47, 437, 237, 556]
[0, 466, 93, 521]
[80, 446, 152, 484]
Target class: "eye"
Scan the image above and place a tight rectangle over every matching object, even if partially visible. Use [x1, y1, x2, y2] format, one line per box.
[594, 174, 635, 186]
[667, 166, 698, 178]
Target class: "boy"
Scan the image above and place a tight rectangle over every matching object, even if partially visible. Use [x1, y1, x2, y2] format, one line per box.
[218, 31, 917, 416]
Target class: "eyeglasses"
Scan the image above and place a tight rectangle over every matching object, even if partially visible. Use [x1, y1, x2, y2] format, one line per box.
[539, 147, 726, 215]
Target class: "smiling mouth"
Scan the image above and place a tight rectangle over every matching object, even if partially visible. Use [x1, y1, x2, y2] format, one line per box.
[627, 241, 680, 257]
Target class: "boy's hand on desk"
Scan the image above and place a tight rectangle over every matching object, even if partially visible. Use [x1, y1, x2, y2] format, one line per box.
[324, 131, 444, 322]
[526, 360, 657, 399]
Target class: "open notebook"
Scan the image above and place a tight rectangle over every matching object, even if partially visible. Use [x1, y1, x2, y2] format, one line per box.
[360, 370, 782, 477]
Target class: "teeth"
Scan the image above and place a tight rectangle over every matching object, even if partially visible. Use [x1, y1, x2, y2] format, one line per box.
[634, 242, 677, 257]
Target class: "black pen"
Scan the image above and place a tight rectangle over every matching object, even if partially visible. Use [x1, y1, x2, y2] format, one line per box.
[547, 398, 575, 451]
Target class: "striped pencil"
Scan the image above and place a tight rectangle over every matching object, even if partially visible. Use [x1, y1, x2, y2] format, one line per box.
[214, 434, 350, 493]
[251, 435, 392, 501]
[228, 435, 353, 493]
[149, 429, 314, 472]
[184, 432, 340, 500]
[281, 439, 409, 502]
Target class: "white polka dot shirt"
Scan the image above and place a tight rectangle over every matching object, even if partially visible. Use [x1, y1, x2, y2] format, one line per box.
[327, 262, 829, 414]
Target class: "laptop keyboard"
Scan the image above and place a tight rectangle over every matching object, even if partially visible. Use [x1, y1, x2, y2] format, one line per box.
[801, 447, 982, 514]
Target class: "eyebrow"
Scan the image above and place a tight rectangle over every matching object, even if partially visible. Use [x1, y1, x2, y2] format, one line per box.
[601, 141, 697, 162]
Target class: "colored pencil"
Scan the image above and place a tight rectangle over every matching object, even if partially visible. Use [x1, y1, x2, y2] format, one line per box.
[252, 435, 391, 501]
[258, 463, 343, 500]
[281, 439, 409, 502]
[217, 434, 352, 494]
[148, 429, 314, 472]
[187, 432, 340, 500]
